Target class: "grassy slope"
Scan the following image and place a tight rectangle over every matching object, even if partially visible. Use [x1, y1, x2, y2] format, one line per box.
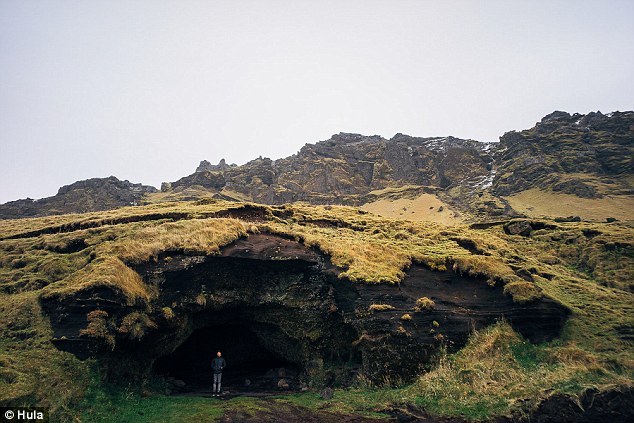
[505, 188, 634, 221]
[360, 193, 463, 224]
[0, 200, 632, 421]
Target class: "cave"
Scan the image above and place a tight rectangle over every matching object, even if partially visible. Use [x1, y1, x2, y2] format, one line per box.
[41, 234, 569, 390]
[153, 323, 298, 392]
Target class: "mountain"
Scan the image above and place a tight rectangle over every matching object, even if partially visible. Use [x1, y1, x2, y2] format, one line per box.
[1, 111, 632, 221]
[0, 176, 157, 219]
[493, 111, 634, 198]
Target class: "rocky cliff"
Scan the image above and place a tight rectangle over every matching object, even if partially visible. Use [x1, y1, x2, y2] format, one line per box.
[1, 111, 632, 220]
[0, 176, 157, 219]
[493, 111, 634, 198]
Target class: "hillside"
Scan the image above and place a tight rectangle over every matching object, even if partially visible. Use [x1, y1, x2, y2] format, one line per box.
[3, 111, 632, 223]
[0, 200, 632, 421]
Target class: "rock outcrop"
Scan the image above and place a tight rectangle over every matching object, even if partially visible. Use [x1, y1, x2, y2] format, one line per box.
[493, 111, 634, 198]
[0, 176, 157, 219]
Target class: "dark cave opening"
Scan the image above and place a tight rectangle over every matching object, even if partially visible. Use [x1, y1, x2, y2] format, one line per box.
[152, 323, 299, 392]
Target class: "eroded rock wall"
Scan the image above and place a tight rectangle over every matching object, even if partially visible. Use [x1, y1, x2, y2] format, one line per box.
[40, 234, 569, 386]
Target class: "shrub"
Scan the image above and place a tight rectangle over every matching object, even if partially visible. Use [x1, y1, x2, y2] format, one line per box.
[401, 313, 412, 321]
[118, 312, 157, 340]
[161, 306, 175, 320]
[79, 310, 115, 349]
[415, 297, 435, 311]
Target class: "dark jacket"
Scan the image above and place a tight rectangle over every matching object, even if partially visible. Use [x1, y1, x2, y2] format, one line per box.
[211, 357, 226, 374]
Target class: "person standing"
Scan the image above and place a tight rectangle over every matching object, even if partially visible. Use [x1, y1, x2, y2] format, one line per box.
[211, 351, 226, 396]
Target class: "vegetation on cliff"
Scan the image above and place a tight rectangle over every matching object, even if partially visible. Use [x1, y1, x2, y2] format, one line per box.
[0, 199, 632, 421]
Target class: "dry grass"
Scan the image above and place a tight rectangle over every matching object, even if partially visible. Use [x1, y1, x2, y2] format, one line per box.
[503, 281, 543, 303]
[368, 304, 396, 312]
[361, 193, 463, 224]
[41, 257, 153, 305]
[452, 255, 518, 286]
[102, 218, 248, 264]
[505, 188, 634, 222]
[414, 297, 435, 311]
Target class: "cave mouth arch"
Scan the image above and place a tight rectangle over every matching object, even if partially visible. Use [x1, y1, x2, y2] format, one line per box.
[152, 322, 301, 392]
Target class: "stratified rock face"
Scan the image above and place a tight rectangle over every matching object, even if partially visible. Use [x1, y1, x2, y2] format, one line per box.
[40, 234, 568, 386]
[493, 111, 634, 197]
[0, 177, 157, 219]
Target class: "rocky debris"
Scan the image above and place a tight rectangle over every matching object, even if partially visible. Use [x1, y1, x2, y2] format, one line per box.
[518, 386, 634, 423]
[388, 386, 634, 423]
[503, 219, 558, 236]
[277, 379, 289, 389]
[552, 179, 599, 198]
[0, 176, 157, 219]
[172, 379, 186, 388]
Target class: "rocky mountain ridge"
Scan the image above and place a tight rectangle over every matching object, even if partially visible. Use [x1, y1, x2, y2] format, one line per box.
[1, 110, 632, 220]
[0, 176, 157, 219]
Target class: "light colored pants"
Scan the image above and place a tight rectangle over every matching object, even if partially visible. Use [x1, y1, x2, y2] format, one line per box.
[213, 373, 222, 392]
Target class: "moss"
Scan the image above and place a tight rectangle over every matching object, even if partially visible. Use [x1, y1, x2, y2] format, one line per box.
[161, 307, 175, 320]
[414, 297, 435, 311]
[368, 304, 396, 312]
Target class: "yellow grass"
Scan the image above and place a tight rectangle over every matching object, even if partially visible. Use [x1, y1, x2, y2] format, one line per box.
[505, 189, 634, 222]
[102, 218, 248, 264]
[369, 303, 396, 312]
[361, 193, 463, 224]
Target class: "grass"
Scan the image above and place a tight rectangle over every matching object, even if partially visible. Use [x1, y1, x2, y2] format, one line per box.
[369, 304, 396, 312]
[414, 297, 435, 311]
[505, 188, 634, 222]
[400, 322, 632, 420]
[360, 193, 463, 224]
[0, 199, 632, 421]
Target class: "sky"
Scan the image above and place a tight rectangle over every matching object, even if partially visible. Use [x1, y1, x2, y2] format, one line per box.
[1, 0, 633, 203]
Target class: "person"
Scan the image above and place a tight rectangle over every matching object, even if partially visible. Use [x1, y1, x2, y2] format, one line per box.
[211, 351, 226, 396]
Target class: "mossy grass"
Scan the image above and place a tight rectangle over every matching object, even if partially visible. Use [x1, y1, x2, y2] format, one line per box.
[0, 199, 632, 421]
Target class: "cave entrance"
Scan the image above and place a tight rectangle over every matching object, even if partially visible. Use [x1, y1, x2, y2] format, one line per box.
[152, 323, 299, 393]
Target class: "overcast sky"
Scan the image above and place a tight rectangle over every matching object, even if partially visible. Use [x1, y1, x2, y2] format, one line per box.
[1, 0, 633, 203]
